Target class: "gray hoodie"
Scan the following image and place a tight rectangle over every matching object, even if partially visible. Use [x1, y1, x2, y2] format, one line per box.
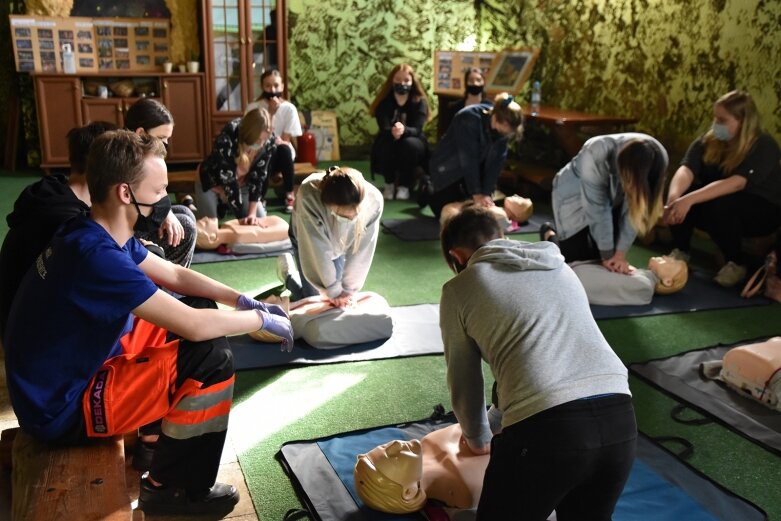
[440, 239, 630, 449]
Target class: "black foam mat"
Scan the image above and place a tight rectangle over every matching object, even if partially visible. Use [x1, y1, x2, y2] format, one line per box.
[629, 337, 781, 455]
[591, 270, 772, 320]
[381, 212, 552, 242]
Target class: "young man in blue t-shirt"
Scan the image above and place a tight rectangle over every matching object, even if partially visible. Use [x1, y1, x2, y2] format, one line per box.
[3, 130, 293, 517]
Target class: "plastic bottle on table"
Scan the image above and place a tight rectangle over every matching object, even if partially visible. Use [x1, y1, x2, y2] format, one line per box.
[530, 80, 541, 115]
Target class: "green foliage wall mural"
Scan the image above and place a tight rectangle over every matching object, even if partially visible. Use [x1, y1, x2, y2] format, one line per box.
[288, 0, 781, 161]
[287, 0, 478, 147]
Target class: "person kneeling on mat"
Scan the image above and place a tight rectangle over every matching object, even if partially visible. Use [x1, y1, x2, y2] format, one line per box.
[438, 206, 637, 520]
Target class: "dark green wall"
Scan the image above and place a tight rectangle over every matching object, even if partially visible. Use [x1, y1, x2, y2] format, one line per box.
[288, 0, 781, 159]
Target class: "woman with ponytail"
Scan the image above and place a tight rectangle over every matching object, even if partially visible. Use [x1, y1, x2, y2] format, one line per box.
[544, 133, 668, 274]
[282, 166, 383, 306]
[663, 90, 781, 287]
[428, 92, 524, 219]
[196, 107, 276, 225]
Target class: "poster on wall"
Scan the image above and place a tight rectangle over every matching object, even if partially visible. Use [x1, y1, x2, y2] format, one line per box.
[10, 16, 95, 73]
[432, 50, 496, 97]
[484, 47, 540, 96]
[9, 15, 169, 74]
[309, 111, 340, 162]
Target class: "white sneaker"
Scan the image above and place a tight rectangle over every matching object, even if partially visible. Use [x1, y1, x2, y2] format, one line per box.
[383, 184, 395, 200]
[668, 248, 690, 263]
[395, 186, 410, 200]
[713, 261, 747, 288]
[276, 252, 297, 284]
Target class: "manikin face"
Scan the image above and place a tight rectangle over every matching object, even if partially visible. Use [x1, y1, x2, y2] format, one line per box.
[648, 255, 687, 292]
[261, 74, 284, 95]
[362, 439, 423, 493]
[713, 104, 741, 142]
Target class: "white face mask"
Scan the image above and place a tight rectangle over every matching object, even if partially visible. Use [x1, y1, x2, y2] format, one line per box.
[330, 210, 356, 224]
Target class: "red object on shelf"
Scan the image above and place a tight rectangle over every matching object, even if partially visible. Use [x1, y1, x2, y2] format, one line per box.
[297, 126, 317, 166]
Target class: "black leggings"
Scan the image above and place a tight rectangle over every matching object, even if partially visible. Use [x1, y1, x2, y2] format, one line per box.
[669, 191, 781, 264]
[266, 143, 295, 195]
[477, 394, 637, 521]
[372, 134, 428, 189]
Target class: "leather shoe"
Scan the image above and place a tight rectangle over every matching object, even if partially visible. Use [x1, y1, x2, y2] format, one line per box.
[138, 477, 240, 516]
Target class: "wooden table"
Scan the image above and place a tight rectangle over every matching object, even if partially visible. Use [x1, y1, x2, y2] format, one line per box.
[522, 105, 639, 158]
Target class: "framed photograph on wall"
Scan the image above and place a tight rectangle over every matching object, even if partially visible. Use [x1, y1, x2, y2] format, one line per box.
[433, 50, 497, 96]
[485, 47, 540, 95]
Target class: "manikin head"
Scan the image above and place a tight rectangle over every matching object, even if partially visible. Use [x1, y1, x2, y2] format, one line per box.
[354, 439, 426, 513]
[648, 255, 688, 294]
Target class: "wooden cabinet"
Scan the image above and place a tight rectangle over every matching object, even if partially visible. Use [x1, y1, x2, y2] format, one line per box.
[201, 0, 287, 139]
[161, 75, 207, 162]
[33, 73, 208, 169]
[34, 76, 83, 167]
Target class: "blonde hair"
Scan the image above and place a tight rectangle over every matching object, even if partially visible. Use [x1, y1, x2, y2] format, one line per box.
[703, 90, 762, 174]
[236, 108, 271, 168]
[369, 63, 431, 121]
[354, 455, 426, 513]
[617, 139, 668, 237]
[490, 92, 524, 141]
[320, 166, 367, 254]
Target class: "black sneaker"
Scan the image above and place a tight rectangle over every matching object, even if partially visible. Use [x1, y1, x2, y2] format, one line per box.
[138, 477, 240, 516]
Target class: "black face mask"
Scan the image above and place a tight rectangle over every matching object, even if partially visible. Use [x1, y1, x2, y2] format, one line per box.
[128, 186, 171, 234]
[262, 91, 282, 99]
[490, 128, 503, 142]
[466, 84, 484, 96]
[393, 83, 412, 95]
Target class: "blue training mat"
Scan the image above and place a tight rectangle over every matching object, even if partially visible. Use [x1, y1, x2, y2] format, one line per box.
[278, 414, 767, 521]
[381, 212, 553, 242]
[590, 270, 772, 320]
[227, 304, 442, 370]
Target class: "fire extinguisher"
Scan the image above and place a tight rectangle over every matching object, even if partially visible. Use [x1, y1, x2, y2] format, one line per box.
[298, 125, 317, 166]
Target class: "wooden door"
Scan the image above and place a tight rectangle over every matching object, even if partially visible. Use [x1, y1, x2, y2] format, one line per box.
[35, 76, 83, 168]
[161, 75, 207, 162]
[81, 98, 125, 127]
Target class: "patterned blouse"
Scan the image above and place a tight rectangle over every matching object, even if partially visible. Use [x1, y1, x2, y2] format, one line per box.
[200, 117, 276, 217]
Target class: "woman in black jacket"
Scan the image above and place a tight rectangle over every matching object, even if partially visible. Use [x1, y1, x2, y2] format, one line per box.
[369, 63, 431, 201]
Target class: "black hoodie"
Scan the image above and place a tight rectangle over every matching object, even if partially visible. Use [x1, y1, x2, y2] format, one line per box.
[0, 174, 88, 336]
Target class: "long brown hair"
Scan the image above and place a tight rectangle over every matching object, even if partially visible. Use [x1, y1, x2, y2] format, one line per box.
[702, 90, 761, 175]
[236, 108, 271, 168]
[369, 63, 431, 121]
[617, 139, 668, 236]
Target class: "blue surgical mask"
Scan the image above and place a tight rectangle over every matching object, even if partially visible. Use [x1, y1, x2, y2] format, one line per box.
[712, 123, 733, 141]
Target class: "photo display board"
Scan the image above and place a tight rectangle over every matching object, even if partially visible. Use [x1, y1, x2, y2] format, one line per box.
[10, 15, 170, 73]
[433, 50, 496, 96]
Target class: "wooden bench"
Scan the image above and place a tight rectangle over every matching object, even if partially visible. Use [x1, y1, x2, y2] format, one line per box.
[1, 427, 132, 521]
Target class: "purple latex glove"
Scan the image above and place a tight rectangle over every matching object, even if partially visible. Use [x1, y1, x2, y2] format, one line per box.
[254, 309, 294, 352]
[237, 294, 288, 319]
